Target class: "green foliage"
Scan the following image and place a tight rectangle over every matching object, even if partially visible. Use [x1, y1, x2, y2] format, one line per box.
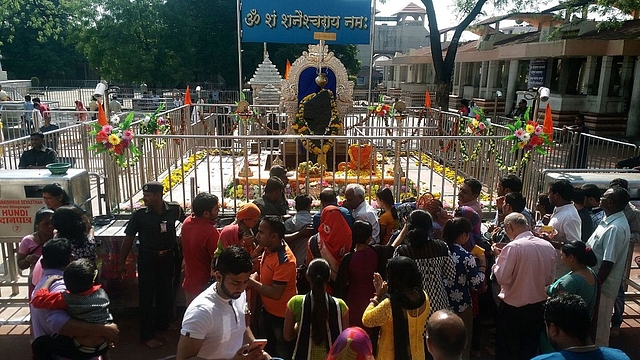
[0, 0, 91, 80]
[0, 0, 392, 85]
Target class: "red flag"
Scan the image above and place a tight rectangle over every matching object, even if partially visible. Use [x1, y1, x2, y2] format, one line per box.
[97, 100, 108, 126]
[425, 90, 431, 108]
[184, 85, 192, 105]
[543, 103, 553, 141]
[284, 59, 291, 80]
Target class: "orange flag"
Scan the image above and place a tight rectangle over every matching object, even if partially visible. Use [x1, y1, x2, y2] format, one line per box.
[184, 85, 192, 105]
[425, 90, 432, 108]
[284, 59, 291, 80]
[97, 100, 108, 126]
[543, 103, 553, 141]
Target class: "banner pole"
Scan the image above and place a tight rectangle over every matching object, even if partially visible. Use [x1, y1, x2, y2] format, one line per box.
[367, 0, 377, 104]
[236, 0, 243, 97]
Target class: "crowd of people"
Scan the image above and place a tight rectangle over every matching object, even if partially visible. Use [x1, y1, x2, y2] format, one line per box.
[22, 166, 639, 360]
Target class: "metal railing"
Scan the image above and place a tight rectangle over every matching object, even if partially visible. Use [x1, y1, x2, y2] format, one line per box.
[4, 104, 637, 215]
[2, 104, 640, 305]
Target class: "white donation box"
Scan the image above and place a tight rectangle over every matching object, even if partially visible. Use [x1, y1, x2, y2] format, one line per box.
[0, 169, 91, 237]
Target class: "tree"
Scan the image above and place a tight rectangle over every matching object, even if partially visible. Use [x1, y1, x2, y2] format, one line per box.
[0, 0, 91, 81]
[2, 0, 362, 86]
[75, 0, 177, 85]
[422, 0, 488, 109]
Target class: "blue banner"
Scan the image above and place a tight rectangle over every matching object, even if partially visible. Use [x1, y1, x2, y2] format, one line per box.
[241, 0, 371, 44]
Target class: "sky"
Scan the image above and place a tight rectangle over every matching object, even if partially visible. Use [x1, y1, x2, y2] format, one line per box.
[375, 0, 563, 36]
[376, 0, 459, 29]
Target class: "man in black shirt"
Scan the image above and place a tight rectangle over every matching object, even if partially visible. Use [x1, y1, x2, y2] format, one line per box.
[253, 176, 287, 219]
[119, 181, 185, 348]
[18, 132, 58, 169]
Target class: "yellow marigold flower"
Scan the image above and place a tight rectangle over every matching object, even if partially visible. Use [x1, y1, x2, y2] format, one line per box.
[472, 120, 479, 127]
[518, 141, 526, 149]
[108, 134, 121, 145]
[526, 124, 535, 134]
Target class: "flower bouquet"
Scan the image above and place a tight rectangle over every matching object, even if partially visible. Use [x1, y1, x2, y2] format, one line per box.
[368, 103, 391, 118]
[504, 117, 553, 154]
[88, 112, 141, 167]
[140, 104, 171, 148]
[465, 107, 491, 136]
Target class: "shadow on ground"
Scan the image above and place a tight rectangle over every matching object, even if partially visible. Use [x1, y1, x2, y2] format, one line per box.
[1, 307, 639, 360]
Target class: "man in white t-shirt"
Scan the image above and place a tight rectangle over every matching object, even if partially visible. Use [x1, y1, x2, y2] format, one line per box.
[177, 246, 270, 360]
[546, 179, 582, 278]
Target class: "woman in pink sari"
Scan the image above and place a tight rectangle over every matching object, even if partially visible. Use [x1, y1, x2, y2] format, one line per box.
[74, 100, 88, 122]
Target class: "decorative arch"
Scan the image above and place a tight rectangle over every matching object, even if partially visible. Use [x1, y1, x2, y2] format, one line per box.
[281, 43, 354, 133]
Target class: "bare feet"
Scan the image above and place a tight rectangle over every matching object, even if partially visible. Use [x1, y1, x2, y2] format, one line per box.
[144, 339, 163, 349]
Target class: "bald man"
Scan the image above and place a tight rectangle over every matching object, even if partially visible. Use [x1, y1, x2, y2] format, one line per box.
[492, 212, 557, 360]
[426, 309, 466, 360]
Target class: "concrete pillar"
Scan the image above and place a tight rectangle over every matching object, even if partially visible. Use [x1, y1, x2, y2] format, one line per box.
[407, 65, 413, 83]
[416, 64, 427, 84]
[460, 63, 467, 86]
[456, 63, 463, 94]
[393, 65, 401, 88]
[506, 59, 519, 113]
[620, 56, 634, 98]
[626, 57, 640, 137]
[580, 56, 598, 95]
[480, 61, 489, 89]
[452, 62, 460, 94]
[486, 60, 499, 99]
[596, 56, 614, 111]
[473, 63, 482, 88]
[558, 59, 571, 96]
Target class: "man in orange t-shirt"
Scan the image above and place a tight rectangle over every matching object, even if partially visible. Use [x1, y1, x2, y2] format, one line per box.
[248, 216, 297, 359]
[181, 193, 220, 305]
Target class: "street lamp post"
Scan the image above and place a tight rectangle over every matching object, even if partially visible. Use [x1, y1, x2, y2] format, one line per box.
[493, 90, 503, 122]
[94, 80, 122, 212]
[525, 86, 550, 123]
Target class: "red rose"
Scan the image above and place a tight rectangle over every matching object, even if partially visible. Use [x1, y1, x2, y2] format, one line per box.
[113, 143, 124, 155]
[96, 131, 108, 142]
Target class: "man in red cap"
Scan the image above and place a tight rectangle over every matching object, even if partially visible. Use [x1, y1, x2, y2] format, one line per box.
[216, 203, 262, 259]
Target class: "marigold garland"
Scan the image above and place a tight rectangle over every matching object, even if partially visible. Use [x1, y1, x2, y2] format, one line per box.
[291, 89, 343, 166]
[414, 152, 490, 201]
[459, 108, 491, 161]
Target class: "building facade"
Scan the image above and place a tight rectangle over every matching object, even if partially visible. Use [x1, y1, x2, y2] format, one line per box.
[380, 13, 640, 137]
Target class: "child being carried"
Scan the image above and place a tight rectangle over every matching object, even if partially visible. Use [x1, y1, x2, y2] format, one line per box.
[31, 258, 113, 359]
